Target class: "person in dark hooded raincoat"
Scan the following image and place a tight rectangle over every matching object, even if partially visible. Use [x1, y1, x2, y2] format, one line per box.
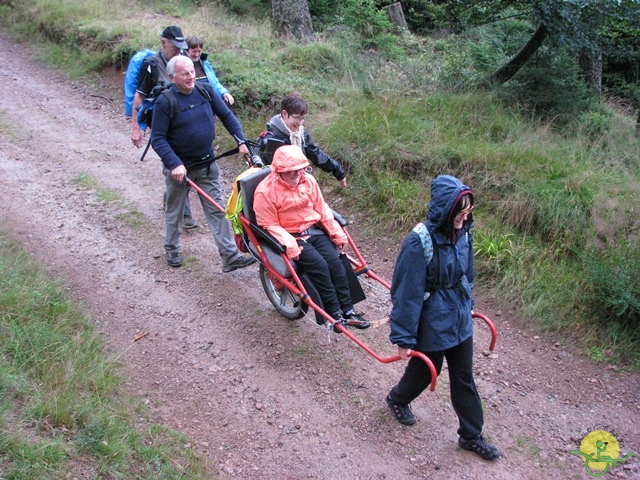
[385, 174, 500, 461]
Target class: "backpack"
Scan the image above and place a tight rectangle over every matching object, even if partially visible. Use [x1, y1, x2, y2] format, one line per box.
[414, 222, 471, 295]
[136, 82, 213, 162]
[123, 49, 156, 116]
[256, 131, 285, 166]
[136, 82, 213, 131]
[226, 166, 263, 235]
[225, 166, 264, 252]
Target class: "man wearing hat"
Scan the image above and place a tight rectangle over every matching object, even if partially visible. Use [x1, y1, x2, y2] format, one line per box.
[130, 26, 199, 228]
[130, 26, 188, 148]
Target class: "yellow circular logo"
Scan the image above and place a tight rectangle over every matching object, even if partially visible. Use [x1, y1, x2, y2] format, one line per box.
[570, 430, 637, 477]
[579, 430, 620, 472]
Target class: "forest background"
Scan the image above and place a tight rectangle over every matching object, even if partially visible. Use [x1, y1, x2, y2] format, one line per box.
[1, 0, 639, 364]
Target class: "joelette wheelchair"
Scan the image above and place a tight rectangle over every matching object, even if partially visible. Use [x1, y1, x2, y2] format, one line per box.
[185, 149, 497, 392]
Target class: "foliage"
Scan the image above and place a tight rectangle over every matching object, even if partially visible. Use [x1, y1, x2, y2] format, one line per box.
[308, 0, 345, 30]
[374, 0, 445, 35]
[474, 230, 514, 261]
[341, 0, 392, 39]
[579, 108, 612, 143]
[580, 243, 640, 361]
[335, 0, 402, 57]
[222, 0, 270, 17]
[466, 20, 597, 121]
[434, 0, 640, 116]
[281, 42, 350, 76]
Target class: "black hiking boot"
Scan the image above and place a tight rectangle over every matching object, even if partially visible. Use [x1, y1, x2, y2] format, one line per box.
[385, 393, 416, 426]
[458, 435, 501, 460]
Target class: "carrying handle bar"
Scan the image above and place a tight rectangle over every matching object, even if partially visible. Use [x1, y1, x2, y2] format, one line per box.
[472, 311, 497, 351]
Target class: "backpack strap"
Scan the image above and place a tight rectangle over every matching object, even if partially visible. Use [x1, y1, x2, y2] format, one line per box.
[414, 221, 450, 299]
[150, 52, 171, 86]
[413, 222, 436, 301]
[194, 82, 213, 102]
[412, 222, 433, 264]
[139, 84, 214, 162]
[138, 87, 178, 162]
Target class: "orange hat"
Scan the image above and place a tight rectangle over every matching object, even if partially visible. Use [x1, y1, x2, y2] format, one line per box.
[271, 145, 310, 173]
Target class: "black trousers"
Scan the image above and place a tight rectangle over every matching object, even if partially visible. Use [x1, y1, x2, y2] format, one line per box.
[295, 233, 352, 317]
[389, 336, 483, 439]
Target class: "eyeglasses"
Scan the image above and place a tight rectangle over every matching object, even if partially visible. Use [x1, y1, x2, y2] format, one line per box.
[288, 113, 307, 122]
[456, 205, 474, 218]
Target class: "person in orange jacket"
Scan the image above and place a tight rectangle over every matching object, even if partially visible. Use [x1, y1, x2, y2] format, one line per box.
[253, 145, 369, 330]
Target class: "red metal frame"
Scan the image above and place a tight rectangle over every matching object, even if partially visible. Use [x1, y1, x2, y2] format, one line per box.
[186, 174, 498, 393]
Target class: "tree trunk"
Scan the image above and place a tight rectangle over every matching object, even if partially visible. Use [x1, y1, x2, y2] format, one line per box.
[578, 49, 602, 95]
[271, 0, 314, 43]
[484, 24, 548, 86]
[383, 2, 409, 32]
[636, 109, 640, 138]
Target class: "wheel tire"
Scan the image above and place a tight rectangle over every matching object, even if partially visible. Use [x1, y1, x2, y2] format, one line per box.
[259, 264, 306, 320]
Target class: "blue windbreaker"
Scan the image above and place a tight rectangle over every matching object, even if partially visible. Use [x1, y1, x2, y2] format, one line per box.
[389, 175, 475, 352]
[199, 54, 230, 99]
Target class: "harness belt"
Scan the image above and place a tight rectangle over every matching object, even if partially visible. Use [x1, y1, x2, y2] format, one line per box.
[291, 225, 325, 238]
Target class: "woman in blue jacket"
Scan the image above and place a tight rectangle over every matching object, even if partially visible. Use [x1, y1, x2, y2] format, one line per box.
[186, 36, 234, 105]
[386, 175, 500, 461]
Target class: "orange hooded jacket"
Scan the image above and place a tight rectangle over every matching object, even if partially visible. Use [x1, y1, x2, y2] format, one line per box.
[254, 145, 347, 259]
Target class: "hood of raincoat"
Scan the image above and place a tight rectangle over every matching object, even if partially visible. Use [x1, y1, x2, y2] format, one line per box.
[271, 145, 310, 173]
[267, 114, 289, 136]
[427, 175, 474, 231]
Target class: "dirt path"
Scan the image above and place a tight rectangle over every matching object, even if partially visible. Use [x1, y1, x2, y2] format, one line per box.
[1, 32, 638, 479]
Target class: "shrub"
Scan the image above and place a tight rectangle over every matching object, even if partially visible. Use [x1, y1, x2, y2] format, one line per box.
[281, 42, 348, 75]
[467, 20, 597, 123]
[579, 109, 612, 143]
[581, 243, 640, 359]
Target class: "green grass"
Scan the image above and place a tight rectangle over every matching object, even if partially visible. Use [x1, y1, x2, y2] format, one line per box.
[0, 233, 209, 478]
[2, 0, 640, 365]
[116, 210, 148, 229]
[73, 173, 124, 206]
[74, 173, 153, 230]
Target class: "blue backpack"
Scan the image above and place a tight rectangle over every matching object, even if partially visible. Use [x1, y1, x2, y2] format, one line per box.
[123, 49, 156, 116]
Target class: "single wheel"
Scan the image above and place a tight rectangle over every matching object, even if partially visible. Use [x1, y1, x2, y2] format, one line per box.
[259, 264, 307, 320]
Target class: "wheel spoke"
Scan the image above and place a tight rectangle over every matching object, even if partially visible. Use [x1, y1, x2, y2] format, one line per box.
[260, 264, 305, 320]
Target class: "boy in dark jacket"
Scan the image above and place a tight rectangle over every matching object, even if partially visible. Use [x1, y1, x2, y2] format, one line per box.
[259, 94, 347, 187]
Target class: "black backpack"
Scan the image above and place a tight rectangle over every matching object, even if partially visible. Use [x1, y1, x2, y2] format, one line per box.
[137, 82, 213, 161]
[255, 131, 285, 166]
[136, 82, 213, 131]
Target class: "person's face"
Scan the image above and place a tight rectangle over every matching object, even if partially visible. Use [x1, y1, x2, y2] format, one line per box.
[281, 110, 307, 133]
[186, 45, 202, 62]
[172, 61, 196, 94]
[453, 205, 473, 230]
[161, 38, 181, 59]
[279, 167, 308, 187]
